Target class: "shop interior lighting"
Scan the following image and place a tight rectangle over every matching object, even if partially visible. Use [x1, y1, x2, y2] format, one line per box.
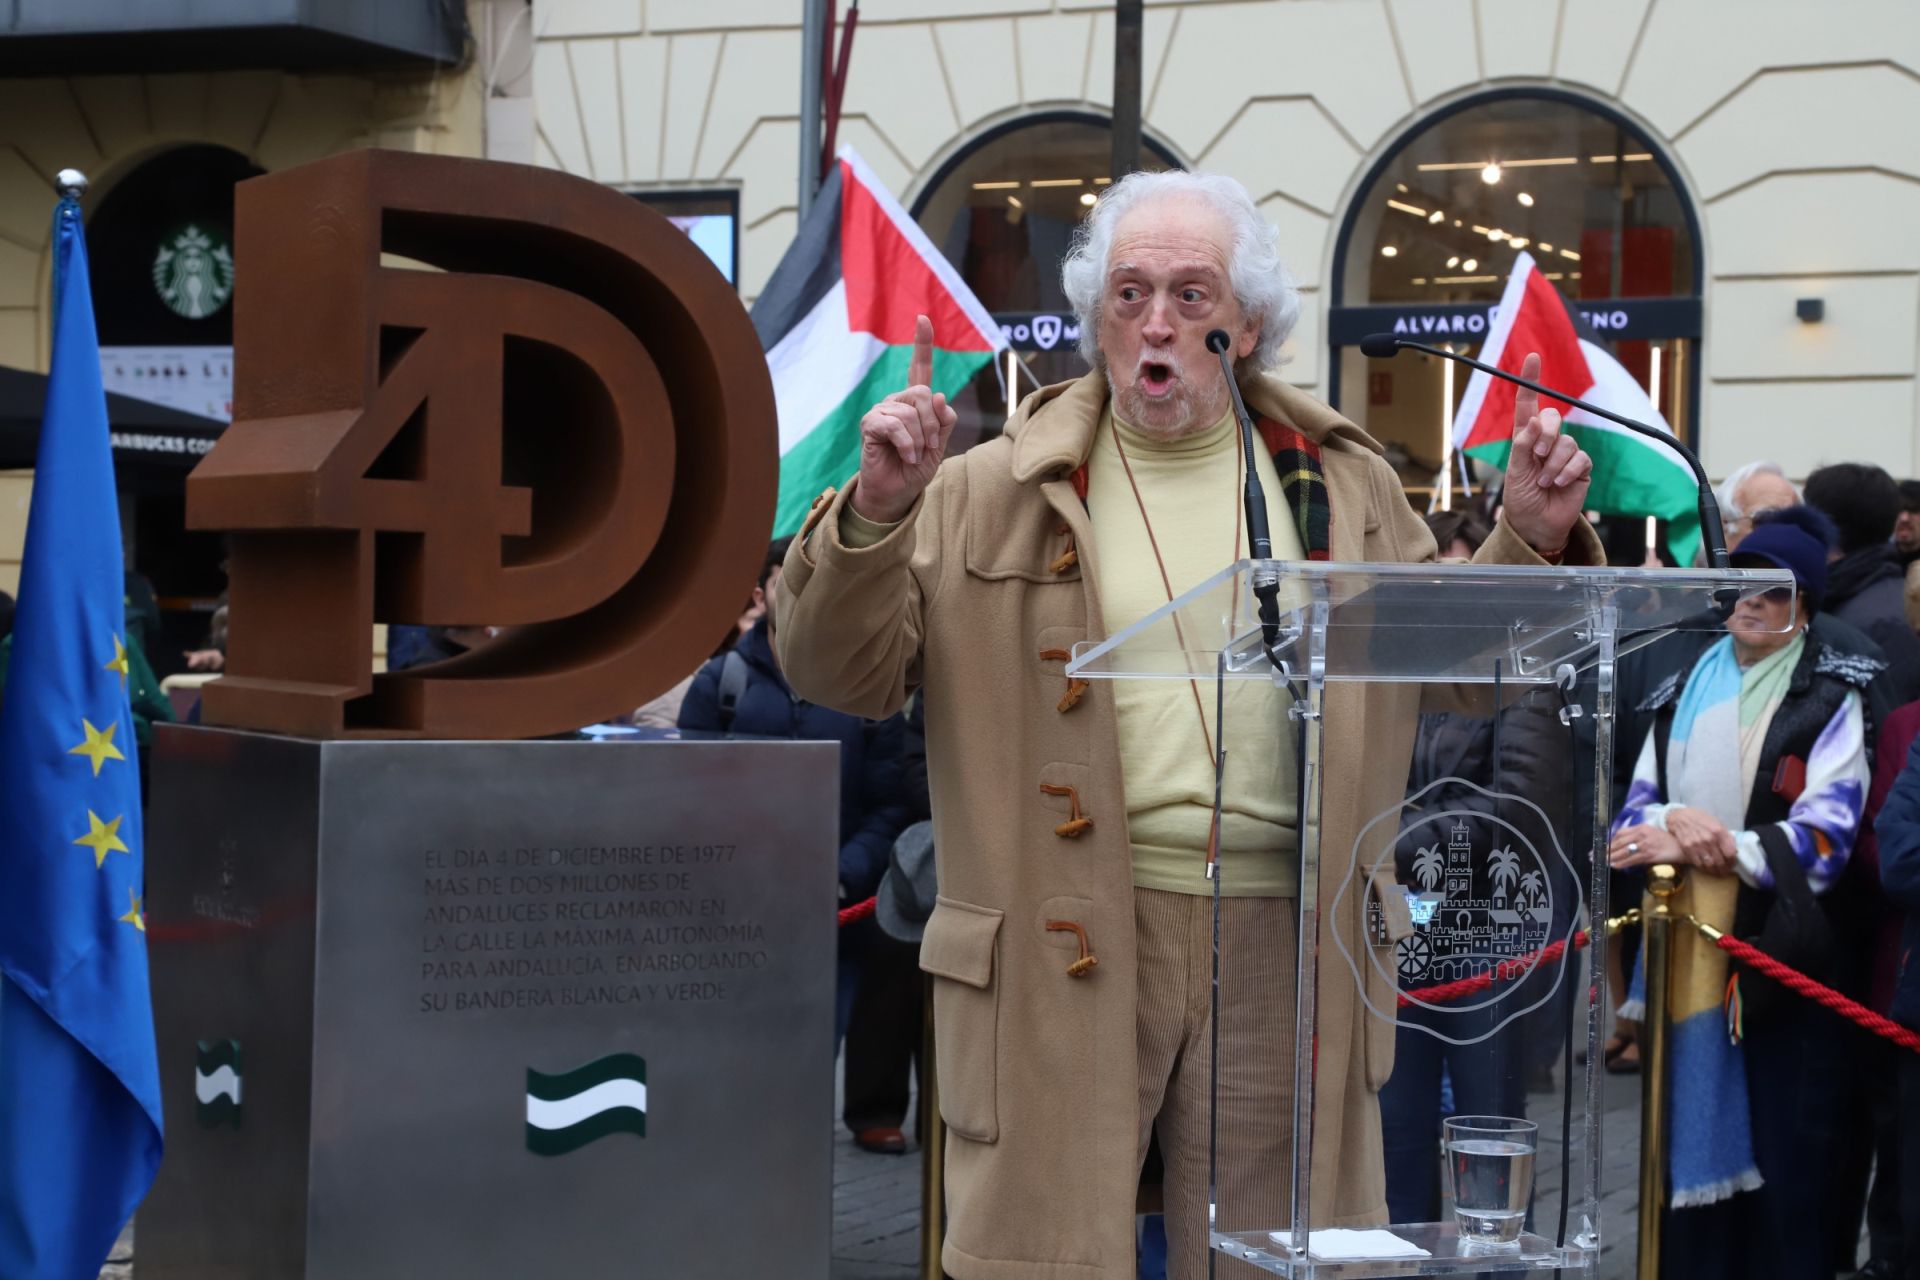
[1539, 242, 1553, 252]
[1093, 177, 1112, 185]
[1446, 256, 1460, 268]
[972, 180, 1021, 190]
[1029, 178, 1085, 188]
[1486, 227, 1505, 241]
[1411, 277, 1428, 285]
[1006, 195, 1024, 209]
[1428, 209, 1445, 224]
[1397, 182, 1409, 192]
[1509, 237, 1529, 249]
[1079, 191, 1097, 207]
[1433, 274, 1498, 284]
[1381, 245, 1399, 257]
[1387, 199, 1429, 217]
[1559, 248, 1580, 261]
[1462, 258, 1478, 271]
[1588, 153, 1653, 163]
[1481, 162, 1502, 184]
[1517, 192, 1535, 207]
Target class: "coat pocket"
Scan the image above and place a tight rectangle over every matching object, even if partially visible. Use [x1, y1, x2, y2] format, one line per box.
[919, 896, 1004, 1142]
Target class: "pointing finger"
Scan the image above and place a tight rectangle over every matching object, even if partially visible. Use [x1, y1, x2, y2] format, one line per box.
[908, 314, 934, 390]
[1513, 352, 1541, 437]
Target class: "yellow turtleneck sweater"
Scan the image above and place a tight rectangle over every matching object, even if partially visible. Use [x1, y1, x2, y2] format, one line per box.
[838, 400, 1305, 898]
[1086, 404, 1303, 897]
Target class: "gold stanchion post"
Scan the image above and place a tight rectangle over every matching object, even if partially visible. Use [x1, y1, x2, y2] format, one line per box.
[919, 975, 944, 1279]
[1636, 864, 1682, 1278]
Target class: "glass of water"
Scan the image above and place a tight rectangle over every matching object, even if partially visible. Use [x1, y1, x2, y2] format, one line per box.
[1444, 1115, 1537, 1248]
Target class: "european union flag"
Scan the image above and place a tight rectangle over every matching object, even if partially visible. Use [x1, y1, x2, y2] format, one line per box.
[0, 190, 163, 1276]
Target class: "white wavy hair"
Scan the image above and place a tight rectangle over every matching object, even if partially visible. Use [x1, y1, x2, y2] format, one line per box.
[1059, 170, 1301, 372]
[1716, 459, 1801, 518]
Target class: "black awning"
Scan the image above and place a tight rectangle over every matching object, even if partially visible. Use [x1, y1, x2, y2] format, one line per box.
[0, 366, 225, 492]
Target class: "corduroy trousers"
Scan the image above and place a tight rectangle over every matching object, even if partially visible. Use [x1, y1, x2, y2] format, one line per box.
[1135, 887, 1299, 1280]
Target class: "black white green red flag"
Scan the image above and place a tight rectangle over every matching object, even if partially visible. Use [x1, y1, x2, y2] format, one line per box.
[752, 147, 1005, 537]
[1451, 251, 1700, 564]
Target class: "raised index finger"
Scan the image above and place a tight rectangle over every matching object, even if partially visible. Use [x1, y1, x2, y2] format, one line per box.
[1512, 351, 1541, 437]
[907, 314, 934, 390]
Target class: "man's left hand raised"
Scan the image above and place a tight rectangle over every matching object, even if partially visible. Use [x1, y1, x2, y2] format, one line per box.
[1500, 352, 1594, 557]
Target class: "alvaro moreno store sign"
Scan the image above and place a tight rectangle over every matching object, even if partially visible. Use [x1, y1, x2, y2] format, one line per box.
[1327, 297, 1700, 347]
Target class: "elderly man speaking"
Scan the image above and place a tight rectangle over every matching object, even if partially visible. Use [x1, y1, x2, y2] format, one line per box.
[775, 170, 1599, 1279]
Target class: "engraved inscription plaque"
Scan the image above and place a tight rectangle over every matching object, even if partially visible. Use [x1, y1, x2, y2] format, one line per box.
[142, 726, 838, 1280]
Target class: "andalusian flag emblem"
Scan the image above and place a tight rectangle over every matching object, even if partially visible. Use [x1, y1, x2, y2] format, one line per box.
[752, 146, 1006, 537]
[525, 1053, 647, 1156]
[194, 1039, 241, 1129]
[1451, 251, 1701, 564]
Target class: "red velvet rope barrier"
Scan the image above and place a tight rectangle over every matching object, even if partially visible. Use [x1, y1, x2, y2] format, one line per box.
[839, 895, 1920, 1055]
[1397, 929, 1592, 1008]
[1708, 929, 1920, 1054]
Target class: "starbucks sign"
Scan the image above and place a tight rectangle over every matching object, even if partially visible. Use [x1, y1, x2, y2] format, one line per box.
[151, 224, 235, 320]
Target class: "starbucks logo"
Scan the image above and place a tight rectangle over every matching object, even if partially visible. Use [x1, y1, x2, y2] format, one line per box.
[152, 224, 235, 320]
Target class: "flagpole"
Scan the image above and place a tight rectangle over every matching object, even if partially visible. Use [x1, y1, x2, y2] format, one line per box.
[1645, 344, 1664, 560]
[1438, 345, 1454, 511]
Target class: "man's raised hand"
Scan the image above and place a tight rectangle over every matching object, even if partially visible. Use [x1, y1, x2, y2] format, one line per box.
[850, 314, 959, 525]
[1500, 351, 1594, 555]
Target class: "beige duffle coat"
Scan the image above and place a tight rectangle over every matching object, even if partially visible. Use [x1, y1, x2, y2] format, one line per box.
[775, 368, 1599, 1280]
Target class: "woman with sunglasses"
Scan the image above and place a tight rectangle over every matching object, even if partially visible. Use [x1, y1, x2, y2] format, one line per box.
[1608, 505, 1878, 1280]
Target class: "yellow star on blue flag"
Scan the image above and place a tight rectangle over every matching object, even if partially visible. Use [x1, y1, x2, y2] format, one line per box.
[72, 810, 130, 869]
[117, 888, 145, 933]
[104, 635, 129, 687]
[67, 718, 125, 777]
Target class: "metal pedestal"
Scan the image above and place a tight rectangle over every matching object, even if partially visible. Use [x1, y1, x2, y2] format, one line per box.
[141, 726, 839, 1279]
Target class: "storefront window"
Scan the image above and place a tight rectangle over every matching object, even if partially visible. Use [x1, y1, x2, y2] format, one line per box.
[913, 116, 1177, 452]
[1331, 95, 1699, 540]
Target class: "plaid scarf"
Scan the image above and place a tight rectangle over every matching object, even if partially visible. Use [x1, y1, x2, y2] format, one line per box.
[1258, 416, 1331, 560]
[1068, 413, 1333, 559]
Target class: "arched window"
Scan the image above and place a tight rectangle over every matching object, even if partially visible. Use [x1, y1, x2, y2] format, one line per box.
[1329, 92, 1701, 532]
[912, 114, 1179, 453]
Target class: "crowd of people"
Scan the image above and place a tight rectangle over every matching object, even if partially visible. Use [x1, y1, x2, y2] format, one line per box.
[32, 163, 1920, 1280]
[1353, 463, 1920, 1280]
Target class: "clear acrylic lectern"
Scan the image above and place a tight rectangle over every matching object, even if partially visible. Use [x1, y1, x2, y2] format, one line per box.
[1067, 559, 1790, 1277]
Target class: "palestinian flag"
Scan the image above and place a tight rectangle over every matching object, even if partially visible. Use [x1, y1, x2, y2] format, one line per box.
[752, 146, 1005, 537]
[525, 1052, 646, 1156]
[1452, 252, 1700, 564]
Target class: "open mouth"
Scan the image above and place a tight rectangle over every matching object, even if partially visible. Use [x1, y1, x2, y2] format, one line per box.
[1138, 360, 1175, 396]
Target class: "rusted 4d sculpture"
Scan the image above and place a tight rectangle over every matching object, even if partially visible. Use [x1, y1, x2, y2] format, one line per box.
[187, 150, 776, 739]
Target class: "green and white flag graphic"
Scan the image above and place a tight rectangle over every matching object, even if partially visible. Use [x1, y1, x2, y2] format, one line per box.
[525, 1053, 647, 1156]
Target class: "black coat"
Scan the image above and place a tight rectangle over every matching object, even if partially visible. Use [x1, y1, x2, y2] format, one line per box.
[678, 619, 910, 901]
[1827, 546, 1920, 706]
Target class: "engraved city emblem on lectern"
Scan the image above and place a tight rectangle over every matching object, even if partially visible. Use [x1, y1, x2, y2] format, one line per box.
[1367, 819, 1551, 984]
[1334, 776, 1583, 1043]
[185, 150, 778, 740]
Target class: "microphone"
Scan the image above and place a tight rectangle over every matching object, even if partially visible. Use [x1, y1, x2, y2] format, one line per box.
[1206, 328, 1282, 651]
[1362, 333, 1737, 614]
